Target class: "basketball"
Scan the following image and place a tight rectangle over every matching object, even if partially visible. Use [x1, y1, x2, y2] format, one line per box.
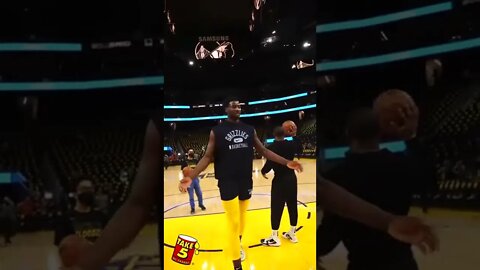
[182, 166, 193, 177]
[282, 120, 297, 136]
[58, 235, 91, 267]
[373, 89, 419, 139]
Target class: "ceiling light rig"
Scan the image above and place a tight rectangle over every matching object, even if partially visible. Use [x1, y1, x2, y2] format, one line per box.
[262, 36, 277, 46]
[250, 0, 267, 31]
[254, 0, 264, 10]
[292, 60, 315, 70]
[165, 9, 176, 34]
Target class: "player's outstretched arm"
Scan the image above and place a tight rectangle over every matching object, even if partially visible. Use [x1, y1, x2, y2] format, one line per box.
[318, 177, 393, 231]
[75, 120, 161, 270]
[317, 177, 439, 253]
[179, 131, 215, 192]
[253, 131, 303, 172]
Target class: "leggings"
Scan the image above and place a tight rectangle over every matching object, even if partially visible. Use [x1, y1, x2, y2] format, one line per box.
[222, 197, 250, 261]
[271, 174, 298, 230]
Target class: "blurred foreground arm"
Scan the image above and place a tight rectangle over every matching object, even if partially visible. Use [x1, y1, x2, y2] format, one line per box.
[76, 120, 161, 269]
[317, 177, 439, 253]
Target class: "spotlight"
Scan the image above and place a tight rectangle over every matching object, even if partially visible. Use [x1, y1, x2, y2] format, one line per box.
[303, 41, 311, 48]
[188, 60, 194, 66]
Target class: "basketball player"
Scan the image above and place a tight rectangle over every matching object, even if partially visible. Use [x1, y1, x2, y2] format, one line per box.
[376, 90, 437, 213]
[317, 108, 421, 270]
[55, 179, 107, 246]
[261, 126, 300, 246]
[181, 149, 206, 214]
[316, 97, 439, 255]
[178, 99, 303, 270]
[65, 107, 438, 270]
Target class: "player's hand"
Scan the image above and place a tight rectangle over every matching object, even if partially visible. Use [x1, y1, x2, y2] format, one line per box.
[58, 235, 93, 270]
[287, 161, 303, 172]
[389, 104, 419, 140]
[387, 216, 439, 254]
[262, 174, 268, 179]
[179, 177, 192, 193]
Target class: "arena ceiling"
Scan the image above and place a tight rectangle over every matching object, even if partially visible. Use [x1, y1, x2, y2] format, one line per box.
[317, 1, 480, 62]
[0, 1, 163, 40]
[165, 0, 316, 89]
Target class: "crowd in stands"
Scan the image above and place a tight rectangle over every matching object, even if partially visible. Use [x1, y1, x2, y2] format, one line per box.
[0, 124, 150, 234]
[0, 134, 51, 233]
[417, 80, 480, 207]
[0, 134, 43, 193]
[298, 118, 317, 157]
[49, 127, 141, 193]
[428, 137, 480, 207]
[178, 130, 209, 156]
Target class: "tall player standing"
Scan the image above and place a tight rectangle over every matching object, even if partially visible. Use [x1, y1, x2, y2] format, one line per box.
[178, 98, 303, 270]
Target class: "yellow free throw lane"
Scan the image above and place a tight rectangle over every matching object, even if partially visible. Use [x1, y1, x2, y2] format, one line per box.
[164, 203, 316, 270]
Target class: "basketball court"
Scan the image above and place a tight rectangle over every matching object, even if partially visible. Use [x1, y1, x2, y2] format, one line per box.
[2, 158, 480, 269]
[0, 224, 160, 270]
[163, 159, 317, 269]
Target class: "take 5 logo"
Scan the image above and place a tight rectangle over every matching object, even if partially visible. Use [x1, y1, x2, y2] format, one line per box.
[172, 235, 200, 265]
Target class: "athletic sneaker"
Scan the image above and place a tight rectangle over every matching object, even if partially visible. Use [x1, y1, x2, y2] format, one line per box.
[199, 205, 206, 210]
[190, 208, 195, 214]
[240, 246, 246, 261]
[282, 231, 298, 243]
[261, 235, 281, 247]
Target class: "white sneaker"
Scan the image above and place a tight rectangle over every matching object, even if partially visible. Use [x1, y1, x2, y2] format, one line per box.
[261, 235, 281, 247]
[282, 231, 298, 243]
[240, 245, 246, 261]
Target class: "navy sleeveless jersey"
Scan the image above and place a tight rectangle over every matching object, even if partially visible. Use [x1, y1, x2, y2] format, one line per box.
[212, 121, 255, 180]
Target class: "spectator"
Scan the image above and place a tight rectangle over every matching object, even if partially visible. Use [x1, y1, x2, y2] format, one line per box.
[0, 196, 16, 245]
[164, 154, 170, 170]
[54, 179, 108, 246]
[181, 149, 206, 214]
